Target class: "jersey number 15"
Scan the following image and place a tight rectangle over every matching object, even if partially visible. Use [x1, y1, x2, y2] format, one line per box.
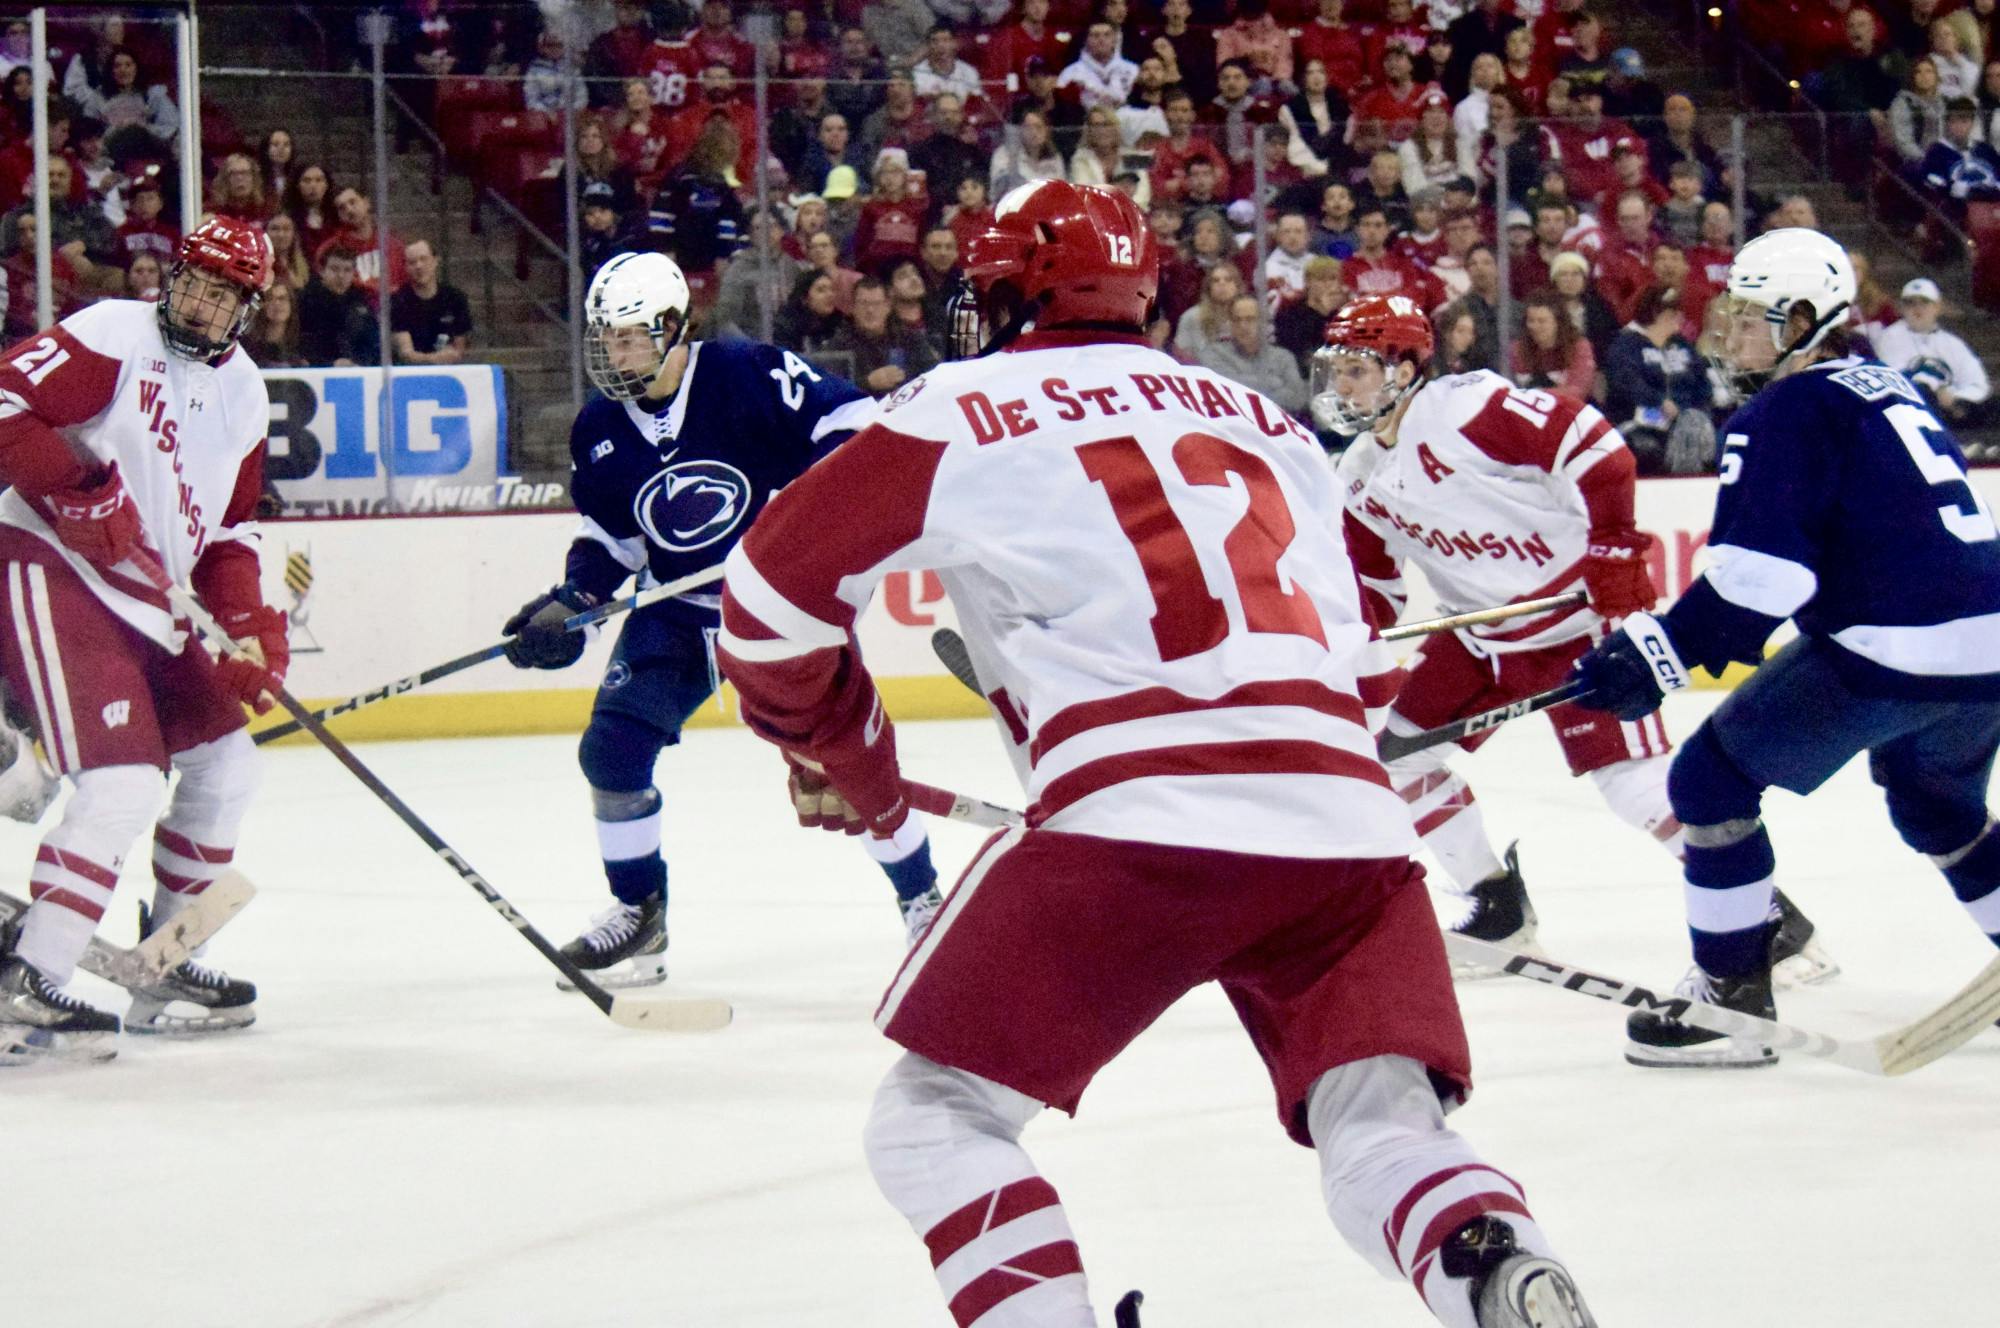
[1080, 433, 1327, 662]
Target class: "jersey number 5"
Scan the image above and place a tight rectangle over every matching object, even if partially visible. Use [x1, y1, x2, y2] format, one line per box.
[1885, 403, 1998, 544]
[1079, 433, 1327, 662]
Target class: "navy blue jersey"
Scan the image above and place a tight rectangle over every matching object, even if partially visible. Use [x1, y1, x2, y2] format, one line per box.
[1665, 355, 2000, 697]
[563, 338, 875, 624]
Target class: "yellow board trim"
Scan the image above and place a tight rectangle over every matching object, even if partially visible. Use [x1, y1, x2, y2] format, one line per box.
[248, 675, 994, 745]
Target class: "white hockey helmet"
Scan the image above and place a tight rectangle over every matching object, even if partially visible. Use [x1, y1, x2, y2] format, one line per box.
[1716, 227, 1855, 388]
[584, 252, 692, 400]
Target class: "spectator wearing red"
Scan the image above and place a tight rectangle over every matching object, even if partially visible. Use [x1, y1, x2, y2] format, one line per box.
[1348, 43, 1441, 154]
[1426, 206, 1484, 302]
[985, 0, 1070, 92]
[777, 9, 828, 84]
[1343, 203, 1443, 307]
[1846, 247, 1899, 346]
[1296, 0, 1368, 93]
[1684, 199, 1734, 300]
[0, 103, 81, 210]
[667, 66, 761, 185]
[1744, 0, 1879, 76]
[208, 152, 272, 225]
[114, 170, 176, 269]
[1391, 186, 1449, 275]
[1592, 190, 1659, 323]
[314, 185, 406, 296]
[639, 32, 702, 112]
[1513, 197, 1570, 297]
[1216, 0, 1295, 88]
[1546, 84, 1633, 206]
[1647, 243, 1706, 343]
[1500, 26, 1550, 115]
[945, 174, 995, 255]
[1512, 293, 1596, 404]
[1151, 88, 1231, 202]
[1366, 0, 1434, 73]
[853, 150, 926, 276]
[584, 0, 656, 104]
[1590, 137, 1666, 219]
[612, 78, 674, 194]
[686, 0, 757, 77]
[1138, 0, 1216, 105]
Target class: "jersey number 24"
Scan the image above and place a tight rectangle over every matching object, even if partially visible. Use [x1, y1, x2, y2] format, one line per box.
[1080, 433, 1327, 662]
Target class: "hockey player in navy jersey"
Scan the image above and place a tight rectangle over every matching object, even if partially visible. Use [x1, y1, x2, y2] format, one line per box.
[502, 252, 943, 987]
[1569, 228, 2000, 1068]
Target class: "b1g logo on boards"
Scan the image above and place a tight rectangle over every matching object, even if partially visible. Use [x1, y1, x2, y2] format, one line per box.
[634, 459, 753, 552]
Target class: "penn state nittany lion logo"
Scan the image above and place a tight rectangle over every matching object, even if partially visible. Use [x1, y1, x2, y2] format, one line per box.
[634, 459, 753, 552]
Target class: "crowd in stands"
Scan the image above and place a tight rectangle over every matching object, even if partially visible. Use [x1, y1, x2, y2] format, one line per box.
[1, 2, 1990, 462]
[0, 10, 475, 371]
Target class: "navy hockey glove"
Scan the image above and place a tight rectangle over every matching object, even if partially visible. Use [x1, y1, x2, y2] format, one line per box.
[502, 584, 597, 669]
[1568, 612, 1691, 721]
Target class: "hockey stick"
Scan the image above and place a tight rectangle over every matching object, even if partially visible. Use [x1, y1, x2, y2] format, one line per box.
[902, 778, 1023, 830]
[1376, 681, 1586, 763]
[1379, 590, 1589, 642]
[0, 870, 256, 990]
[1446, 933, 2000, 1077]
[138, 558, 729, 1033]
[254, 564, 728, 745]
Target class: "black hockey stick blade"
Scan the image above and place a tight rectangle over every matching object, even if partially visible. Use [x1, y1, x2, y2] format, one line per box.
[1377, 680, 1587, 763]
[931, 627, 982, 694]
[1114, 1291, 1145, 1328]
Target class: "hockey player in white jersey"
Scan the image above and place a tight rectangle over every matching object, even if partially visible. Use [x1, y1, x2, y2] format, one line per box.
[1314, 295, 1832, 983]
[717, 181, 1596, 1327]
[0, 217, 281, 1062]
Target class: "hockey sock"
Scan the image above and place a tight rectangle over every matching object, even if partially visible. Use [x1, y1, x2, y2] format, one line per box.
[862, 816, 938, 901]
[865, 1053, 1093, 1328]
[18, 764, 160, 985]
[1588, 754, 1686, 857]
[1310, 1056, 1553, 1328]
[1683, 817, 1776, 976]
[1932, 822, 2000, 945]
[152, 731, 259, 935]
[592, 786, 666, 907]
[1397, 768, 1503, 891]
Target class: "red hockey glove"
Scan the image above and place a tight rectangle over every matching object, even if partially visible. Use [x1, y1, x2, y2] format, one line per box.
[1582, 531, 1659, 620]
[212, 604, 290, 714]
[787, 753, 867, 835]
[45, 462, 141, 570]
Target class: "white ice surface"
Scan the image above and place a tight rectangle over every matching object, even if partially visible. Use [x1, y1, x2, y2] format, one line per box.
[8, 692, 2000, 1328]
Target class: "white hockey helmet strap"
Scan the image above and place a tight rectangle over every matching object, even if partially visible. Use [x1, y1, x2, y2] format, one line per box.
[585, 252, 692, 399]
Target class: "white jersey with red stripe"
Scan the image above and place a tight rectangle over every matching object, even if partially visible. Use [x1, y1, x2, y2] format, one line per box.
[0, 300, 269, 651]
[1335, 369, 1635, 655]
[721, 331, 1415, 861]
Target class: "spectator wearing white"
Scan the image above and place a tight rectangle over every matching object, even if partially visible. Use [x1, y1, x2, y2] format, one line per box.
[1889, 57, 1948, 166]
[1263, 212, 1313, 311]
[1454, 53, 1504, 160]
[1118, 56, 1173, 148]
[992, 109, 1068, 197]
[524, 25, 587, 113]
[1399, 91, 1474, 196]
[1069, 107, 1137, 197]
[1198, 293, 1309, 414]
[1928, 18, 1982, 101]
[1874, 277, 1993, 429]
[1059, 22, 1139, 112]
[912, 24, 983, 102]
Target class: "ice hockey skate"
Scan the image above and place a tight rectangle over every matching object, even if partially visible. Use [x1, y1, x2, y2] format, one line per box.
[0, 927, 120, 1066]
[124, 904, 257, 1037]
[898, 885, 944, 947]
[556, 894, 667, 991]
[1625, 964, 1778, 1069]
[1444, 1216, 1598, 1327]
[1769, 889, 1840, 989]
[1450, 843, 1539, 980]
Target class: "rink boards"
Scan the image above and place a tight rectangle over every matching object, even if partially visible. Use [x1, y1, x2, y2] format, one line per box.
[251, 470, 2000, 743]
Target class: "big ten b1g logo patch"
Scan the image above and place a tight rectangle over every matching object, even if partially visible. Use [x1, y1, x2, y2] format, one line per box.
[633, 459, 754, 553]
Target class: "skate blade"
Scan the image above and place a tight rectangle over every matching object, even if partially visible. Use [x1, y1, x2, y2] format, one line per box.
[0, 1026, 118, 1066]
[124, 1001, 257, 1038]
[1772, 940, 1840, 990]
[1623, 1038, 1776, 1070]
[556, 956, 667, 992]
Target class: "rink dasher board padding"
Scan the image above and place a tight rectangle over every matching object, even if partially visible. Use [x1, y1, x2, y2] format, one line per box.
[247, 472, 2000, 744]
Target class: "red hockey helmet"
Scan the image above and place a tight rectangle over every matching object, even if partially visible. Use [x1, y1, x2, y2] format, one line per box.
[949, 180, 1157, 357]
[159, 215, 272, 361]
[1310, 294, 1435, 435]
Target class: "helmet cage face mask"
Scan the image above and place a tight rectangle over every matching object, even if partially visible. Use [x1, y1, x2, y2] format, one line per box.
[158, 260, 259, 361]
[1310, 345, 1414, 435]
[586, 310, 685, 400]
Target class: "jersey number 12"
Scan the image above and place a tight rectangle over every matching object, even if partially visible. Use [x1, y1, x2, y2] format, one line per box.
[1080, 433, 1327, 662]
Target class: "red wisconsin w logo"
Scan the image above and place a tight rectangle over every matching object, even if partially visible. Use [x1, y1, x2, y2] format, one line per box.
[1418, 442, 1454, 483]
